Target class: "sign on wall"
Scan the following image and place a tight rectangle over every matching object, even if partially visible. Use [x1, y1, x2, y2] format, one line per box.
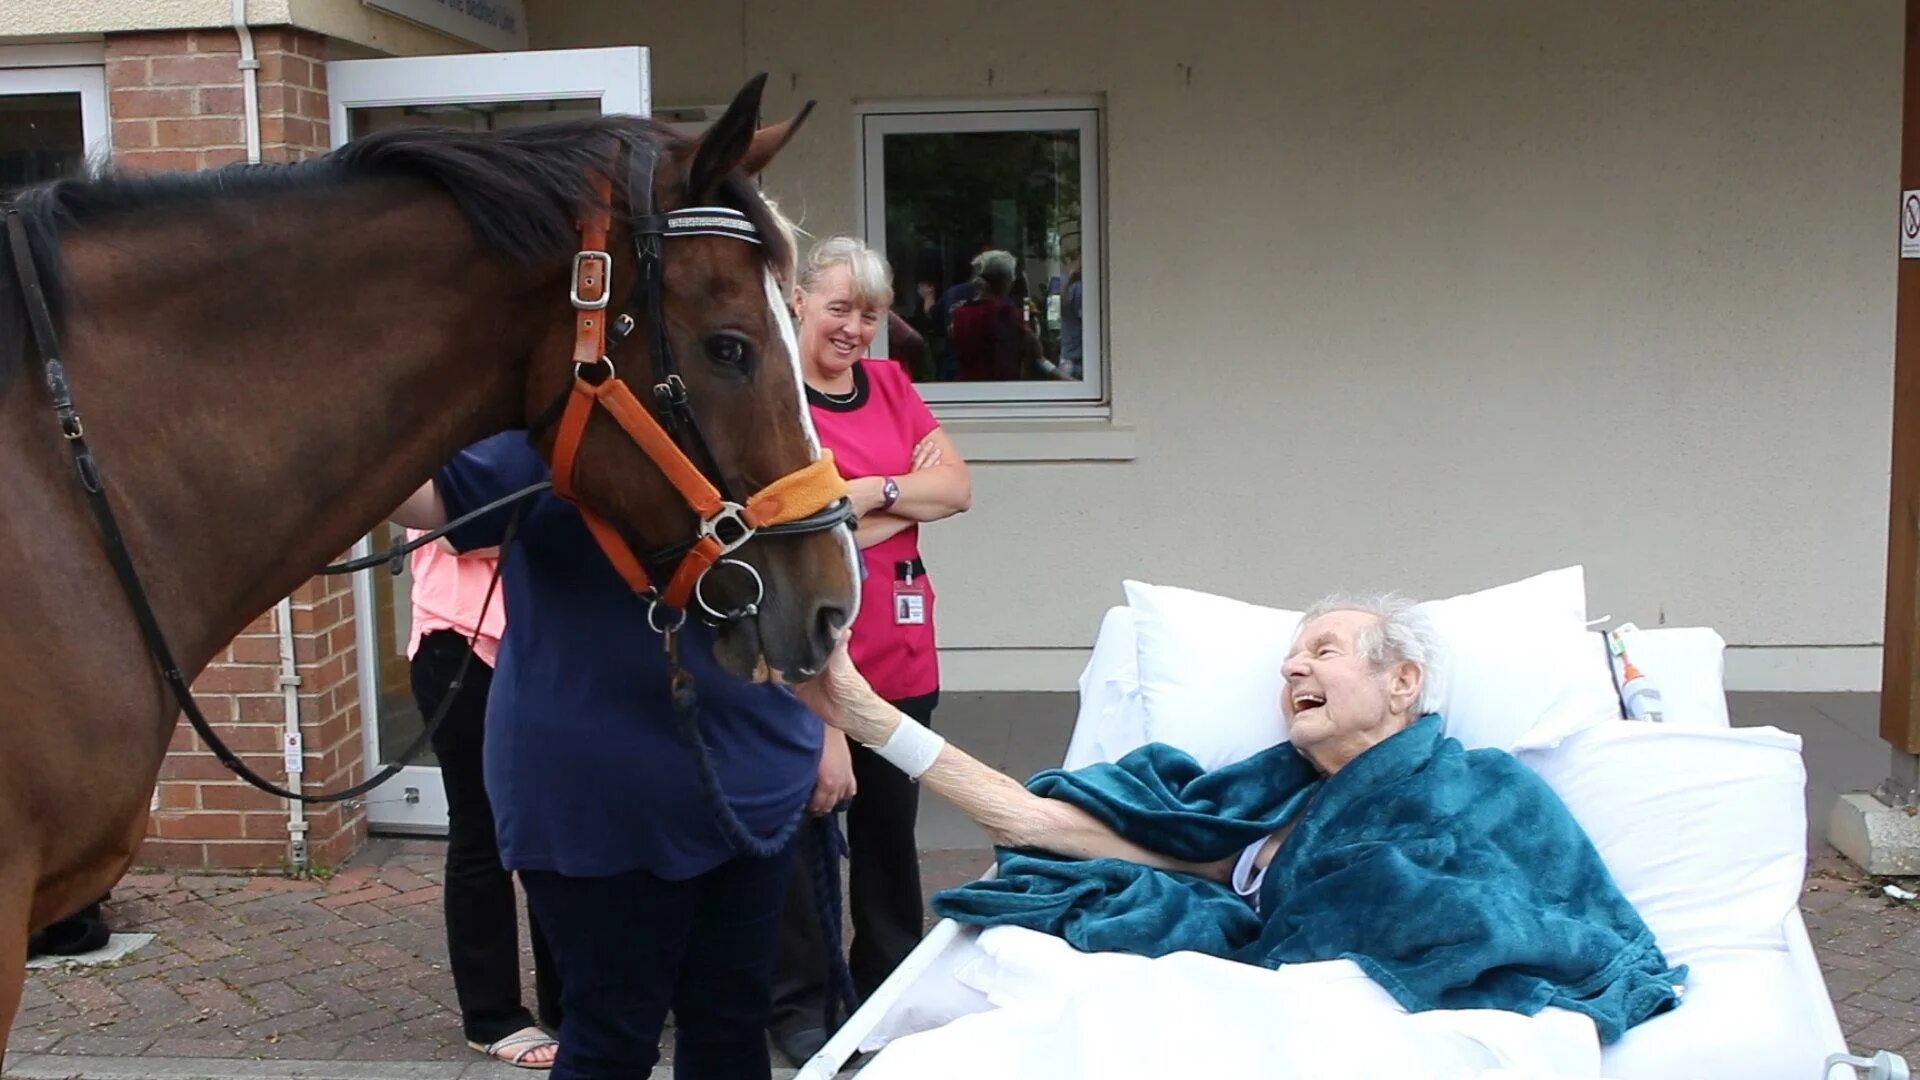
[1904, 190, 1920, 260]
[364, 0, 530, 52]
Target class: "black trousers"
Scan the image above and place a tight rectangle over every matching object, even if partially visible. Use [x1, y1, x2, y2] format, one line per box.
[521, 844, 797, 1079]
[413, 629, 563, 1044]
[769, 690, 938, 1037]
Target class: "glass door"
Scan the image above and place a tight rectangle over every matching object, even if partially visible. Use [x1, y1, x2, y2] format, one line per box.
[327, 46, 648, 832]
[0, 60, 109, 195]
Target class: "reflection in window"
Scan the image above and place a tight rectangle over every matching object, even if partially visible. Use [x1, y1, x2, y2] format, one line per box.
[0, 93, 85, 195]
[862, 106, 1101, 407]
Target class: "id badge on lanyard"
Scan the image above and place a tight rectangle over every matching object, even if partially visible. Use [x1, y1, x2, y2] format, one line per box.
[893, 559, 927, 626]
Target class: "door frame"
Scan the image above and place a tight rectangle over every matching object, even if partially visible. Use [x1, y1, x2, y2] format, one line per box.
[326, 45, 650, 832]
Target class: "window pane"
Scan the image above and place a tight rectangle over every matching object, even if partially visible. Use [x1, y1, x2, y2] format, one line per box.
[0, 93, 85, 195]
[881, 127, 1087, 386]
[348, 96, 599, 139]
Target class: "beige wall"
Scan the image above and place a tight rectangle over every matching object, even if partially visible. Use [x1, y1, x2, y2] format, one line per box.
[1, 0, 467, 57]
[529, 0, 1905, 691]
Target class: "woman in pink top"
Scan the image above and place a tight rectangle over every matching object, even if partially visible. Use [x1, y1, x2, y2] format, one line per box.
[407, 534, 562, 1069]
[767, 238, 973, 1063]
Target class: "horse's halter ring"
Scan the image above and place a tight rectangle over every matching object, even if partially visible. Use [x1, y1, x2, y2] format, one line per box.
[543, 141, 853, 630]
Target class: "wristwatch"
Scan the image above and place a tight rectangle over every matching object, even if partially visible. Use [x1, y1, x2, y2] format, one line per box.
[881, 476, 900, 511]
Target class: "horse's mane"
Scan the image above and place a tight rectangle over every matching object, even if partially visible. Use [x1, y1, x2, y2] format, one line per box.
[0, 115, 792, 387]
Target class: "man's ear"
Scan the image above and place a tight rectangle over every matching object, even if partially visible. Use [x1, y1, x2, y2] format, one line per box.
[1391, 661, 1424, 714]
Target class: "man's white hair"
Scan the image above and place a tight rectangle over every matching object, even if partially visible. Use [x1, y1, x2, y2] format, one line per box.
[1297, 592, 1442, 715]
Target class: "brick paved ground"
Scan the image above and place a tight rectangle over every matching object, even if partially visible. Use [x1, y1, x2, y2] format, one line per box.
[5, 840, 989, 1077]
[8, 838, 1920, 1074]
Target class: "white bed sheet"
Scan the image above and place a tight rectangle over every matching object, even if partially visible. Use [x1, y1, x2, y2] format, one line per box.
[832, 606, 1852, 1080]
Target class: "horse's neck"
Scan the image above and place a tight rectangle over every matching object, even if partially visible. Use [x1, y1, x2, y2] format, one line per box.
[38, 187, 552, 671]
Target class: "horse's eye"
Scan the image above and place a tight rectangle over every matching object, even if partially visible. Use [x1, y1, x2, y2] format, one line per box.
[705, 334, 751, 370]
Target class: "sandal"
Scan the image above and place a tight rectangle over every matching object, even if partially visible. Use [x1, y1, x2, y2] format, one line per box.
[468, 1026, 559, 1070]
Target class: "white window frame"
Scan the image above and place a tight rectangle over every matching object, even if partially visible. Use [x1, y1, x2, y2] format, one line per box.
[856, 97, 1104, 416]
[0, 54, 111, 175]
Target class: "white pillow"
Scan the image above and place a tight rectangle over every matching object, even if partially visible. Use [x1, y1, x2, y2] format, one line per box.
[1122, 566, 1614, 769]
[1599, 944, 1836, 1080]
[1515, 721, 1807, 959]
[1122, 580, 1302, 770]
[1418, 566, 1617, 752]
[1063, 607, 1152, 771]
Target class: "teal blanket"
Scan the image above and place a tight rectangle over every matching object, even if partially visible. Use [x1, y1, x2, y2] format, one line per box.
[932, 715, 1684, 1044]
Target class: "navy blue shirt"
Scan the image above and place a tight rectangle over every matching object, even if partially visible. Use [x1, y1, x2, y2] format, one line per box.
[436, 432, 823, 881]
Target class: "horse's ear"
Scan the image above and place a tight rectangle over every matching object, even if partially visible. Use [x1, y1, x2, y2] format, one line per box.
[738, 101, 814, 177]
[685, 73, 767, 197]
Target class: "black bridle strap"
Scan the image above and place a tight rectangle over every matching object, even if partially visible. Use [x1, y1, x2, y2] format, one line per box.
[625, 143, 735, 501]
[319, 480, 550, 576]
[5, 209, 510, 805]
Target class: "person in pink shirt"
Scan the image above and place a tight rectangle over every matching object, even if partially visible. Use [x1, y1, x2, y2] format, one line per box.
[767, 237, 973, 1064]
[407, 533, 562, 1069]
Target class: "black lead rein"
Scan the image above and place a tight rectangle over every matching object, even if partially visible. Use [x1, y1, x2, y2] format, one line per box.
[5, 209, 524, 806]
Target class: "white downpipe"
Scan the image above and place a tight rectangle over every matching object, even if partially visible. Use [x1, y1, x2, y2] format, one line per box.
[234, 0, 300, 867]
[232, 0, 262, 166]
[276, 598, 309, 870]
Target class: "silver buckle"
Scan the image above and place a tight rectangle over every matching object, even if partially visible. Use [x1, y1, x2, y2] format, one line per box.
[570, 250, 611, 310]
[699, 502, 755, 556]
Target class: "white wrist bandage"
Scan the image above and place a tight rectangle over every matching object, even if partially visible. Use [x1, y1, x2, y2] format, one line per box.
[871, 714, 945, 780]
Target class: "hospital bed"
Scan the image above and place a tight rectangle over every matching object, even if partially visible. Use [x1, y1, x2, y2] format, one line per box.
[796, 568, 1916, 1080]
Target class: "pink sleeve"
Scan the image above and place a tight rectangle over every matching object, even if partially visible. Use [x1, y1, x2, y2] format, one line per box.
[879, 359, 940, 441]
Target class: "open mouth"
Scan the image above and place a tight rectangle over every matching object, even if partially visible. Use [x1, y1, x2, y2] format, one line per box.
[1291, 692, 1326, 713]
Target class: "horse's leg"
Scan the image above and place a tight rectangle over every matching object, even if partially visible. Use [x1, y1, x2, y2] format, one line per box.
[0, 879, 31, 1069]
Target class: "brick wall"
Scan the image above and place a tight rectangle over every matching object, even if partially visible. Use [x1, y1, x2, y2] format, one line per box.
[107, 25, 368, 870]
[107, 26, 330, 170]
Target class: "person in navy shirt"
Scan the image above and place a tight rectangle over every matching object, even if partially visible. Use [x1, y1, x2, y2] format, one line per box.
[392, 431, 822, 1080]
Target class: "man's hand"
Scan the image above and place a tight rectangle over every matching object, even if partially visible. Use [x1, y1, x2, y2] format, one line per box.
[793, 638, 897, 748]
[809, 730, 857, 817]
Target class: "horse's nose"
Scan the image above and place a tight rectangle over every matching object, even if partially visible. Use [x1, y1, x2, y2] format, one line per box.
[812, 602, 850, 658]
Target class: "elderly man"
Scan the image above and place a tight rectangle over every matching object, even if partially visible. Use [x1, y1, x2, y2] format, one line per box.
[795, 594, 1685, 1044]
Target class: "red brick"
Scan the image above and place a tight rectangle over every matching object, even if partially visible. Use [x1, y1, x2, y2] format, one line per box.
[117, 149, 203, 174]
[151, 811, 244, 841]
[192, 724, 283, 754]
[245, 610, 278, 636]
[107, 32, 192, 59]
[196, 86, 245, 115]
[156, 116, 244, 149]
[259, 52, 312, 89]
[137, 838, 210, 868]
[193, 664, 279, 694]
[200, 783, 277, 812]
[240, 693, 321, 726]
[228, 636, 285, 666]
[104, 58, 150, 88]
[297, 88, 328, 122]
[242, 813, 291, 841]
[111, 87, 190, 119]
[168, 725, 201, 753]
[148, 54, 244, 87]
[160, 751, 282, 783]
[201, 147, 250, 168]
[156, 784, 199, 811]
[189, 29, 240, 53]
[110, 119, 154, 148]
[200, 840, 292, 870]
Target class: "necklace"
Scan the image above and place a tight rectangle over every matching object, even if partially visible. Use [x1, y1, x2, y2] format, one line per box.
[814, 381, 859, 404]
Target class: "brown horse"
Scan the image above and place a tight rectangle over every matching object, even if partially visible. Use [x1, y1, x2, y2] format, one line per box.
[0, 74, 857, 1054]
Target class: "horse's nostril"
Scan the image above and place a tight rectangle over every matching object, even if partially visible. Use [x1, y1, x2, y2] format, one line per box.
[814, 605, 849, 645]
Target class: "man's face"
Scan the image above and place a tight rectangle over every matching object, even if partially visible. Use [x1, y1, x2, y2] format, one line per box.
[1280, 610, 1415, 761]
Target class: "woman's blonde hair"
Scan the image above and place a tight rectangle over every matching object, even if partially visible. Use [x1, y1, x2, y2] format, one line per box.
[797, 235, 894, 310]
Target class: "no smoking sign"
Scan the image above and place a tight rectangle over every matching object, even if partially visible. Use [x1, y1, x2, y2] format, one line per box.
[1904, 190, 1920, 259]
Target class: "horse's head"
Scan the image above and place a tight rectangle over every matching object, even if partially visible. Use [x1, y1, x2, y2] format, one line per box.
[526, 76, 858, 681]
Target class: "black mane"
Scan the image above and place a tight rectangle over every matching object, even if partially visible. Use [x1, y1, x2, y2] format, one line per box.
[0, 115, 791, 384]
